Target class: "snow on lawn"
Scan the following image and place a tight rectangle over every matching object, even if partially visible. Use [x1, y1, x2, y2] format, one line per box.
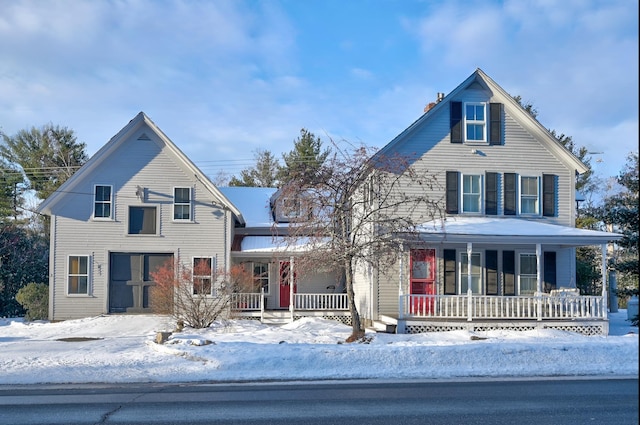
[0, 312, 637, 385]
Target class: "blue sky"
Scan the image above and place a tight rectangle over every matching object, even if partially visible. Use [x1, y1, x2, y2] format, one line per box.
[1, 0, 637, 183]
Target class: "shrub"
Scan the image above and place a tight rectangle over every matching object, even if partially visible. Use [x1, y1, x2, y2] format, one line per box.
[15, 282, 48, 321]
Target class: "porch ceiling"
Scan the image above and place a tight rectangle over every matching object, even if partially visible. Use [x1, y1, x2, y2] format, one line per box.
[413, 217, 622, 246]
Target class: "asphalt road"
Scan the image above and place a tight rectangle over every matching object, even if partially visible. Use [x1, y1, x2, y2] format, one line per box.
[0, 378, 638, 425]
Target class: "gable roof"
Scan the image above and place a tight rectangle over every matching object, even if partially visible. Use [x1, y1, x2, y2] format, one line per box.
[37, 112, 244, 224]
[374, 68, 589, 174]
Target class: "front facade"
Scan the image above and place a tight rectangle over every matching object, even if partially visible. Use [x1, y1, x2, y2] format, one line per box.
[39, 70, 620, 334]
[354, 69, 621, 335]
[38, 113, 242, 320]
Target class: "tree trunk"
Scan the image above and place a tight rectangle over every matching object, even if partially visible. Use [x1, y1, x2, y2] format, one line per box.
[344, 257, 364, 342]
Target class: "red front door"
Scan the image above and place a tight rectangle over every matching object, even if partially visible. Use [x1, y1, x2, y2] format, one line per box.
[410, 249, 436, 314]
[279, 261, 297, 308]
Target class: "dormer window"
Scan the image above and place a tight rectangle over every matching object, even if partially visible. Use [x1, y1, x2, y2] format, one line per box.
[465, 103, 486, 142]
[282, 197, 301, 219]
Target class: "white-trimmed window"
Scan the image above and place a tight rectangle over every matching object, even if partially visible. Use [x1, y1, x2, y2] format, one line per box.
[128, 206, 157, 235]
[465, 103, 486, 142]
[253, 262, 270, 294]
[519, 253, 537, 295]
[192, 257, 213, 295]
[68, 255, 89, 295]
[282, 197, 301, 219]
[520, 176, 540, 215]
[462, 174, 482, 213]
[173, 187, 192, 221]
[93, 185, 113, 219]
[460, 252, 482, 294]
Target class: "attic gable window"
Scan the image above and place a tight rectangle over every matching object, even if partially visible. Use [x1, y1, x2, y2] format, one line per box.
[465, 103, 486, 142]
[173, 187, 192, 221]
[93, 185, 112, 219]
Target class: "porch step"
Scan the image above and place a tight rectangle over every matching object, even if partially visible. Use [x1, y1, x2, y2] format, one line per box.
[370, 315, 398, 333]
[261, 311, 293, 325]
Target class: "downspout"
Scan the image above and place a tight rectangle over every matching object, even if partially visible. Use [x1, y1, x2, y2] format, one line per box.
[398, 242, 404, 319]
[466, 242, 472, 322]
[536, 243, 542, 321]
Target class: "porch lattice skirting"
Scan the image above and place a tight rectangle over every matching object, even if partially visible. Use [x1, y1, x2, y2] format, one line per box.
[399, 319, 608, 336]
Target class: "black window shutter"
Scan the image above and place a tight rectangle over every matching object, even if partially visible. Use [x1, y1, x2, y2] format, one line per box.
[444, 249, 457, 295]
[504, 173, 516, 215]
[485, 172, 498, 215]
[450, 101, 463, 143]
[543, 174, 556, 217]
[543, 252, 557, 293]
[489, 103, 503, 145]
[446, 171, 459, 214]
[486, 250, 498, 295]
[503, 250, 515, 296]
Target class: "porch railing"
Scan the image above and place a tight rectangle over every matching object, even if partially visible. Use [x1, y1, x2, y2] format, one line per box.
[294, 293, 349, 310]
[399, 293, 607, 321]
[230, 293, 349, 311]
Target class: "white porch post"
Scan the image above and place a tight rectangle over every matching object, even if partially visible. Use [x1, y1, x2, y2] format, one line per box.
[467, 243, 473, 322]
[601, 244, 608, 314]
[289, 256, 295, 322]
[536, 243, 542, 321]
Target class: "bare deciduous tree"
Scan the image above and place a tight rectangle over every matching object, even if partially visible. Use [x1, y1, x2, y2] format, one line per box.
[277, 142, 442, 341]
[150, 258, 255, 329]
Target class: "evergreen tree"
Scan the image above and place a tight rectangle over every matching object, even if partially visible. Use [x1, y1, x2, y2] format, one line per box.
[0, 124, 88, 201]
[0, 159, 27, 224]
[277, 129, 330, 185]
[229, 149, 280, 187]
[599, 152, 639, 294]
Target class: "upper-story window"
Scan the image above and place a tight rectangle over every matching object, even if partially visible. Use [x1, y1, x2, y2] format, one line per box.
[462, 174, 482, 213]
[465, 103, 486, 142]
[128, 206, 157, 235]
[93, 185, 112, 219]
[520, 176, 539, 215]
[173, 187, 192, 221]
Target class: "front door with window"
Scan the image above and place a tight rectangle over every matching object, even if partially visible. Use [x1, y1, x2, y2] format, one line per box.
[410, 249, 436, 314]
[109, 253, 173, 313]
[279, 261, 297, 308]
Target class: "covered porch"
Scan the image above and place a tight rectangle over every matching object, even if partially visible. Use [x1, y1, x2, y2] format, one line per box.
[383, 217, 622, 335]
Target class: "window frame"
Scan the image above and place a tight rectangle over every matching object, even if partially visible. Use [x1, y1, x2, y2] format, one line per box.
[67, 254, 90, 296]
[192, 257, 214, 296]
[173, 187, 192, 222]
[252, 262, 270, 295]
[461, 173, 483, 214]
[93, 184, 113, 220]
[464, 102, 487, 143]
[519, 175, 540, 215]
[518, 252, 538, 295]
[459, 252, 483, 295]
[128, 205, 159, 235]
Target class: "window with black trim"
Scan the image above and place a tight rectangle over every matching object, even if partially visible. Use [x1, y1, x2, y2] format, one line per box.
[253, 262, 269, 294]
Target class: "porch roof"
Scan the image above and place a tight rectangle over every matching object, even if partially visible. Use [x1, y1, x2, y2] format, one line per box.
[414, 217, 623, 245]
[232, 236, 316, 256]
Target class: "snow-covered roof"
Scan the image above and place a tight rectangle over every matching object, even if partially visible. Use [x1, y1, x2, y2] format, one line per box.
[218, 187, 277, 228]
[415, 217, 623, 245]
[234, 236, 317, 255]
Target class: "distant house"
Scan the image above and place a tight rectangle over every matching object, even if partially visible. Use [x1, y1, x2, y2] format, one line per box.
[38, 69, 621, 334]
